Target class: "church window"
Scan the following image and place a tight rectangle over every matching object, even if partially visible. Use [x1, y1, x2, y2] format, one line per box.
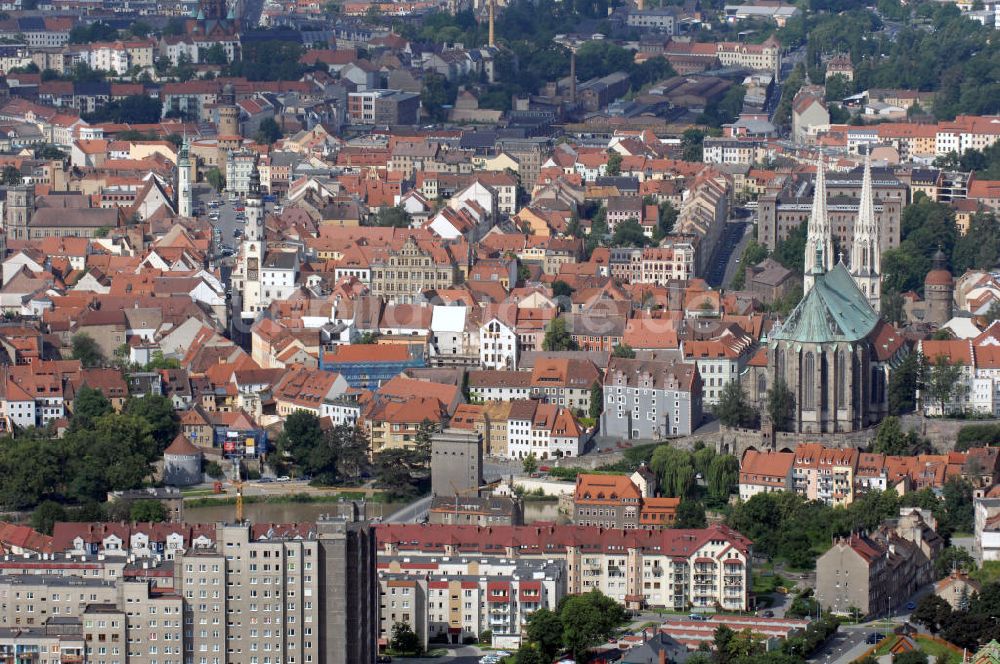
[803, 353, 815, 409]
[757, 375, 767, 401]
[837, 352, 846, 405]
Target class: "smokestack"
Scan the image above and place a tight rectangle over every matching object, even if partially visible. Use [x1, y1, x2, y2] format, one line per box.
[570, 49, 577, 103]
[658, 645, 666, 664]
[488, 0, 495, 47]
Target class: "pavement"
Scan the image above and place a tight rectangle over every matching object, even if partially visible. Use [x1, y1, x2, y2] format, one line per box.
[403, 645, 486, 663]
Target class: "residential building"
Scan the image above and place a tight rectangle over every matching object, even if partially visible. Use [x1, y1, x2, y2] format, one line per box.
[376, 522, 753, 612]
[738, 450, 795, 500]
[815, 509, 942, 617]
[573, 474, 679, 529]
[600, 357, 703, 441]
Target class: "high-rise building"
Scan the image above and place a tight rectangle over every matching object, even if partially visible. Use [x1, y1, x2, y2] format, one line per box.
[0, 515, 378, 664]
[430, 428, 483, 497]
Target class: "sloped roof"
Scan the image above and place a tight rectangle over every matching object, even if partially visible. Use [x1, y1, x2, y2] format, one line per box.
[770, 264, 879, 343]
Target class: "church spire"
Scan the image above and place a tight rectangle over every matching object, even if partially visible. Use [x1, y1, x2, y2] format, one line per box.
[849, 151, 881, 312]
[803, 158, 834, 294]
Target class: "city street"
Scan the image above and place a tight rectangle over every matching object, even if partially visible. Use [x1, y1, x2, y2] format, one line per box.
[384, 495, 432, 523]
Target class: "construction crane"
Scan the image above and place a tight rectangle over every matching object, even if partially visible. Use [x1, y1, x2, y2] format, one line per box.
[447, 480, 501, 522]
[233, 461, 245, 523]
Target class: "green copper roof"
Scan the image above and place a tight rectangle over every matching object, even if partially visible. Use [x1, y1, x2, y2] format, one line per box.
[770, 264, 880, 344]
[975, 640, 1000, 664]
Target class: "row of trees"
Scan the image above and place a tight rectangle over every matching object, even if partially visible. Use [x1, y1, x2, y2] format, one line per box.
[727, 481, 973, 569]
[912, 582, 1000, 651]
[0, 389, 178, 511]
[276, 411, 435, 499]
[513, 590, 628, 663]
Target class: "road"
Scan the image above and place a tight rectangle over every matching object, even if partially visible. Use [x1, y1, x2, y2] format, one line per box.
[809, 624, 871, 664]
[721, 221, 753, 289]
[706, 220, 751, 288]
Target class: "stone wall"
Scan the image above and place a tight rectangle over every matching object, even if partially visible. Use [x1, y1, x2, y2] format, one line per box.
[899, 414, 1000, 451]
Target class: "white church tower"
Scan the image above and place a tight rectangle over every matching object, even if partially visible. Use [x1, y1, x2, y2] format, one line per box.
[849, 152, 881, 313]
[177, 135, 192, 218]
[803, 158, 834, 294]
[238, 159, 265, 321]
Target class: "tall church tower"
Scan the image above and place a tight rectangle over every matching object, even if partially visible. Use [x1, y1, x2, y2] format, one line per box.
[238, 159, 265, 321]
[177, 135, 192, 218]
[850, 152, 881, 313]
[803, 159, 833, 294]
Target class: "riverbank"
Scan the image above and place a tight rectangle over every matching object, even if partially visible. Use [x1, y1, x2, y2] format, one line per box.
[185, 490, 395, 509]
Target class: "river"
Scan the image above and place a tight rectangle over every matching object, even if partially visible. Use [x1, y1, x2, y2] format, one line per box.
[184, 499, 568, 525]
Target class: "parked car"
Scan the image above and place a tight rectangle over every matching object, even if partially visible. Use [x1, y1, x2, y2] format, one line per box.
[276, 475, 291, 482]
[905, 601, 916, 611]
[376, 656, 392, 663]
[866, 633, 886, 645]
[762, 610, 775, 618]
[689, 613, 707, 621]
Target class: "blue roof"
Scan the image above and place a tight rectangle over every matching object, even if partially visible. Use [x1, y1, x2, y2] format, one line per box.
[770, 264, 880, 344]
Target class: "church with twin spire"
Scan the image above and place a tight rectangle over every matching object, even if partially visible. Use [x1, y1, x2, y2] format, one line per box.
[743, 154, 900, 435]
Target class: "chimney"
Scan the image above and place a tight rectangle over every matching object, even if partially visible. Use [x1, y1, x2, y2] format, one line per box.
[658, 645, 667, 664]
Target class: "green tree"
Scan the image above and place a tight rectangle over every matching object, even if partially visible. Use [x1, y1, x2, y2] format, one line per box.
[124, 395, 178, 452]
[707, 454, 739, 503]
[71, 333, 104, 368]
[374, 206, 412, 228]
[129, 499, 167, 523]
[715, 381, 755, 428]
[611, 343, 635, 359]
[72, 385, 112, 427]
[925, 355, 966, 415]
[254, 118, 282, 145]
[934, 546, 975, 579]
[525, 608, 563, 660]
[205, 460, 224, 479]
[650, 446, 695, 497]
[278, 411, 324, 467]
[1, 165, 21, 185]
[30, 500, 67, 535]
[206, 167, 225, 192]
[552, 280, 575, 300]
[523, 453, 538, 474]
[681, 128, 706, 162]
[413, 418, 436, 466]
[559, 590, 627, 661]
[872, 416, 909, 455]
[514, 646, 548, 664]
[542, 318, 577, 351]
[675, 500, 708, 528]
[893, 652, 929, 664]
[373, 448, 424, 499]
[605, 152, 622, 176]
[765, 378, 795, 432]
[888, 351, 921, 416]
[589, 381, 603, 420]
[390, 622, 421, 656]
[202, 43, 228, 65]
[611, 218, 649, 248]
[910, 593, 951, 634]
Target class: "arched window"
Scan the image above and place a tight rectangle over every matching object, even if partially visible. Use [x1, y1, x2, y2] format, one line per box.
[757, 374, 767, 401]
[803, 352, 815, 410]
[837, 351, 847, 405]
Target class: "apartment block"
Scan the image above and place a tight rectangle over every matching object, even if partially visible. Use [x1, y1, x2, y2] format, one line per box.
[376, 523, 752, 613]
[377, 557, 565, 649]
[0, 515, 378, 664]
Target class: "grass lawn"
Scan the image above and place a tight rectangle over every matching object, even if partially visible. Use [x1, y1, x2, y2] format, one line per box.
[872, 635, 963, 664]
